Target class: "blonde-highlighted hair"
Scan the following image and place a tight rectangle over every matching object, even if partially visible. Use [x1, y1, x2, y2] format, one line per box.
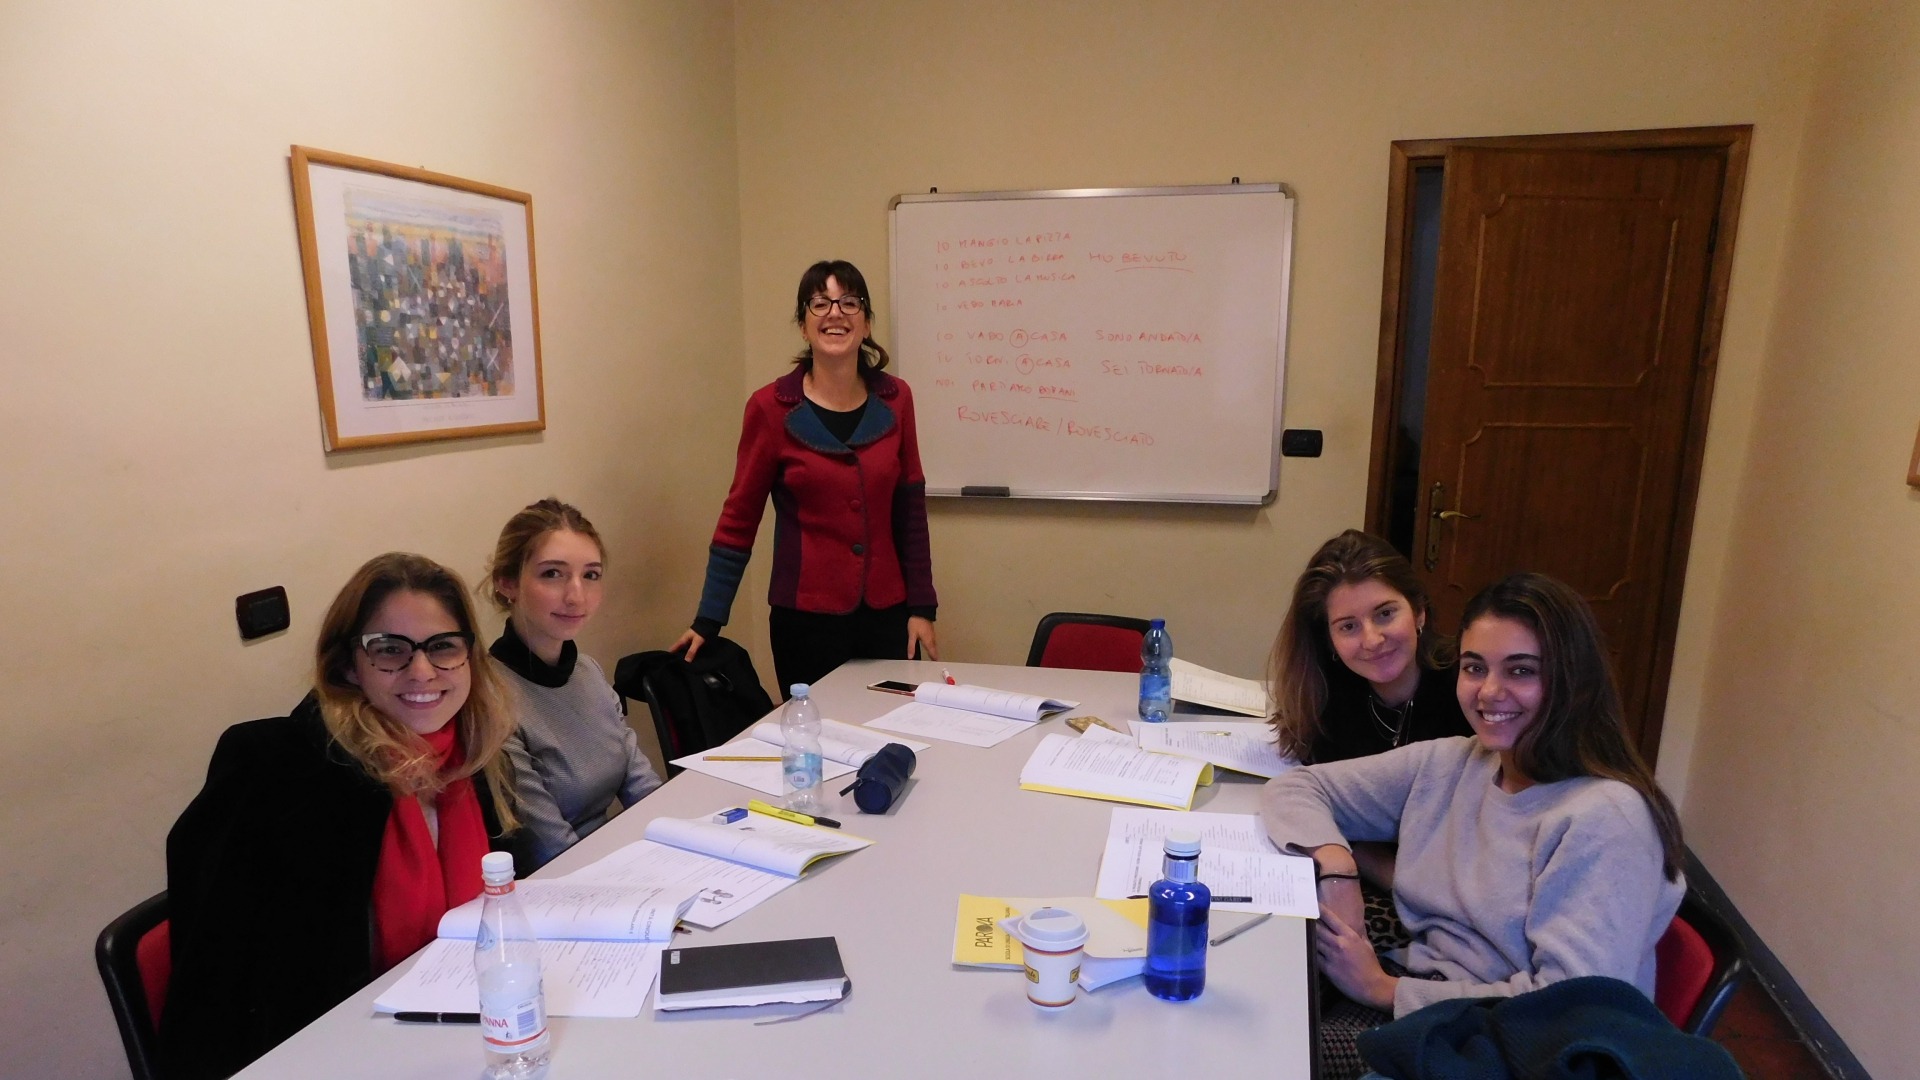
[482, 498, 605, 613]
[1268, 530, 1449, 761]
[314, 552, 519, 831]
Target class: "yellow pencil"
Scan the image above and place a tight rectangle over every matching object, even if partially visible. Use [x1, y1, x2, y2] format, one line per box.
[703, 754, 782, 762]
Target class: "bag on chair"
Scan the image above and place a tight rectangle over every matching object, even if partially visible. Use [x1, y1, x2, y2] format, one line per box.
[613, 637, 776, 771]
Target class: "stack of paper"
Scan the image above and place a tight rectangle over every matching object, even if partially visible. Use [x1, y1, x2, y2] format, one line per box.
[558, 812, 872, 930]
[669, 721, 930, 795]
[376, 882, 698, 1018]
[1170, 658, 1270, 717]
[866, 684, 1077, 748]
[1131, 721, 1297, 779]
[1018, 733, 1213, 810]
[1094, 807, 1317, 916]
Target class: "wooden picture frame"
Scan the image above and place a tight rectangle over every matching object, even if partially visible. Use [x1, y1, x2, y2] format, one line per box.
[290, 146, 545, 450]
[1908, 423, 1920, 487]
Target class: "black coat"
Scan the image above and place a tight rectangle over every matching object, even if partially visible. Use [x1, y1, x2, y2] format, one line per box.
[160, 698, 515, 1080]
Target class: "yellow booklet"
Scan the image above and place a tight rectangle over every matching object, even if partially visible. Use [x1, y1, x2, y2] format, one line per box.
[952, 894, 1152, 989]
[1017, 732, 1214, 810]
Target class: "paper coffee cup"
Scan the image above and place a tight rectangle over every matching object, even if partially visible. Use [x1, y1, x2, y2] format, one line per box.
[1001, 907, 1088, 1009]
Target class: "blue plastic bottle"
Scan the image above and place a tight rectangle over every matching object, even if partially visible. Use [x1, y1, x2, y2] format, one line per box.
[1138, 618, 1173, 722]
[1144, 829, 1209, 1001]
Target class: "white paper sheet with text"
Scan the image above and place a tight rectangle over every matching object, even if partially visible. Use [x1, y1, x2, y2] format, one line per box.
[866, 700, 1035, 748]
[1131, 721, 1297, 779]
[1169, 658, 1270, 717]
[669, 738, 858, 796]
[435, 881, 696, 942]
[1093, 807, 1317, 917]
[911, 683, 1078, 721]
[557, 841, 797, 930]
[374, 939, 661, 1018]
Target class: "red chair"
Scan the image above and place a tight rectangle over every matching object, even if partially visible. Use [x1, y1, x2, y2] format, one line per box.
[96, 891, 170, 1080]
[1654, 892, 1745, 1035]
[1026, 612, 1152, 673]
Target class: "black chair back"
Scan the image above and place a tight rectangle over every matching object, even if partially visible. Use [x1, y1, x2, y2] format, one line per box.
[96, 890, 170, 1080]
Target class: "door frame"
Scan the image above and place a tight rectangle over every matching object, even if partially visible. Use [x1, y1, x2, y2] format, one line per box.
[1363, 126, 1751, 764]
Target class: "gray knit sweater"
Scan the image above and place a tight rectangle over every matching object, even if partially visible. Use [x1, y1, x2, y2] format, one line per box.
[1260, 736, 1682, 1017]
[501, 651, 663, 869]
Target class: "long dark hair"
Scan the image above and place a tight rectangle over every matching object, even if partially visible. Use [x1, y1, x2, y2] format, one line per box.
[1461, 573, 1683, 881]
[1268, 530, 1448, 760]
[791, 259, 890, 378]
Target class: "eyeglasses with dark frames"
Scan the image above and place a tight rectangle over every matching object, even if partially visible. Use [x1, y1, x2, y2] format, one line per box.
[806, 294, 866, 317]
[357, 631, 474, 673]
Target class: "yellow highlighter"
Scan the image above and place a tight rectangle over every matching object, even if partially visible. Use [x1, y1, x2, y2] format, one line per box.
[747, 798, 842, 829]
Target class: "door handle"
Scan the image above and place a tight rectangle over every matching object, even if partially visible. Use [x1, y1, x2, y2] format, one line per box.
[1424, 482, 1477, 570]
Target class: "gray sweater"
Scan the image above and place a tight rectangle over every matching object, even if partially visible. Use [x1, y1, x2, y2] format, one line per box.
[502, 652, 663, 869]
[1260, 736, 1682, 1017]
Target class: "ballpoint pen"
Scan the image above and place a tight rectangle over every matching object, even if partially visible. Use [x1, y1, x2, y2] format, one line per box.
[1209, 912, 1273, 946]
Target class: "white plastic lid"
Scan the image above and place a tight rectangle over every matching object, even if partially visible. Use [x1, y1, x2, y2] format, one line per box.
[481, 851, 516, 883]
[1012, 907, 1088, 949]
[790, 683, 810, 698]
[1163, 828, 1201, 857]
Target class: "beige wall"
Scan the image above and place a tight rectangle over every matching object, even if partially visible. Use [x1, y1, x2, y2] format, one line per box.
[0, 2, 741, 1076]
[732, 1, 1816, 789]
[1684, 3, 1920, 1074]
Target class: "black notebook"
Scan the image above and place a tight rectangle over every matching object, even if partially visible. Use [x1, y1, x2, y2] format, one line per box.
[656, 935, 848, 1010]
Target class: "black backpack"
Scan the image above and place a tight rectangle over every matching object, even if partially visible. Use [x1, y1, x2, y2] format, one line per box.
[613, 637, 776, 776]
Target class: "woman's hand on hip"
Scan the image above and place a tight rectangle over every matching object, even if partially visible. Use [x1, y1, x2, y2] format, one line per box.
[672, 629, 705, 661]
[907, 616, 938, 661]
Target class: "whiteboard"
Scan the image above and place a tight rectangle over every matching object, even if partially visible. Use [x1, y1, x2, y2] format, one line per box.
[888, 184, 1293, 504]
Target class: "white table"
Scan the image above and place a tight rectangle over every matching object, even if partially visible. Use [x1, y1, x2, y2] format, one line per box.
[237, 660, 1315, 1079]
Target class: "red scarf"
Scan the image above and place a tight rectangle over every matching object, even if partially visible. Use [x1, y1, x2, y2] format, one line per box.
[370, 723, 489, 973]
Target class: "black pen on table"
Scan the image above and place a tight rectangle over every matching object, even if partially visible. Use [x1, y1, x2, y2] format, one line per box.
[1127, 894, 1253, 903]
[393, 1011, 480, 1024]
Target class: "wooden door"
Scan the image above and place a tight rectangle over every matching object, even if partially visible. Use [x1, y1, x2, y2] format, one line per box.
[1416, 146, 1726, 759]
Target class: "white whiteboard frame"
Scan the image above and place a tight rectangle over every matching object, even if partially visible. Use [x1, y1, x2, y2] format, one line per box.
[888, 183, 1295, 505]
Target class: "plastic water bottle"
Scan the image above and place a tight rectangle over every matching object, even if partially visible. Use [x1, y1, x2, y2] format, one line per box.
[475, 851, 551, 1078]
[782, 682, 824, 815]
[1144, 829, 1210, 1001]
[1139, 617, 1173, 722]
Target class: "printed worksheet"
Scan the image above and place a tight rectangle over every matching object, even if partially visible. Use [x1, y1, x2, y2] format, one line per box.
[866, 700, 1035, 748]
[1093, 807, 1317, 917]
[375, 939, 662, 1017]
[1131, 721, 1297, 779]
[557, 841, 797, 930]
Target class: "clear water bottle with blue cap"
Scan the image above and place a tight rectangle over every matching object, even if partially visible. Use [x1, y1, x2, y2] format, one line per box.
[782, 683, 824, 814]
[1138, 618, 1173, 722]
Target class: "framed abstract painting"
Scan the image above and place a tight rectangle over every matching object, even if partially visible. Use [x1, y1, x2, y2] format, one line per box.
[290, 146, 545, 450]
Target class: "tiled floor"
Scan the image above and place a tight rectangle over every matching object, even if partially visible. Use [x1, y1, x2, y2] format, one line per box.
[1712, 980, 1832, 1079]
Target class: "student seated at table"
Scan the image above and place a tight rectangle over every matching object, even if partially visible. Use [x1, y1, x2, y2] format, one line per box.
[162, 553, 522, 1080]
[1268, 529, 1471, 766]
[485, 498, 661, 870]
[1262, 572, 1684, 1080]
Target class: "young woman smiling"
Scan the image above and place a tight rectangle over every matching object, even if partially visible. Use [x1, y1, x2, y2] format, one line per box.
[675, 259, 938, 692]
[486, 498, 661, 870]
[163, 554, 521, 1080]
[1261, 572, 1685, 1080]
[1268, 530, 1471, 765]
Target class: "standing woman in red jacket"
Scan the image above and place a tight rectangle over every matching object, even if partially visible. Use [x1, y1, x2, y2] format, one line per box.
[675, 259, 938, 691]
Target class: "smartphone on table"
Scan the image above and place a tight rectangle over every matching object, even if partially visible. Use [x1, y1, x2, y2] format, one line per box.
[866, 679, 920, 696]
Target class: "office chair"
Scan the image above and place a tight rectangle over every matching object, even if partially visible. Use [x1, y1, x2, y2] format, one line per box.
[1025, 612, 1152, 673]
[1654, 890, 1746, 1035]
[96, 890, 170, 1080]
